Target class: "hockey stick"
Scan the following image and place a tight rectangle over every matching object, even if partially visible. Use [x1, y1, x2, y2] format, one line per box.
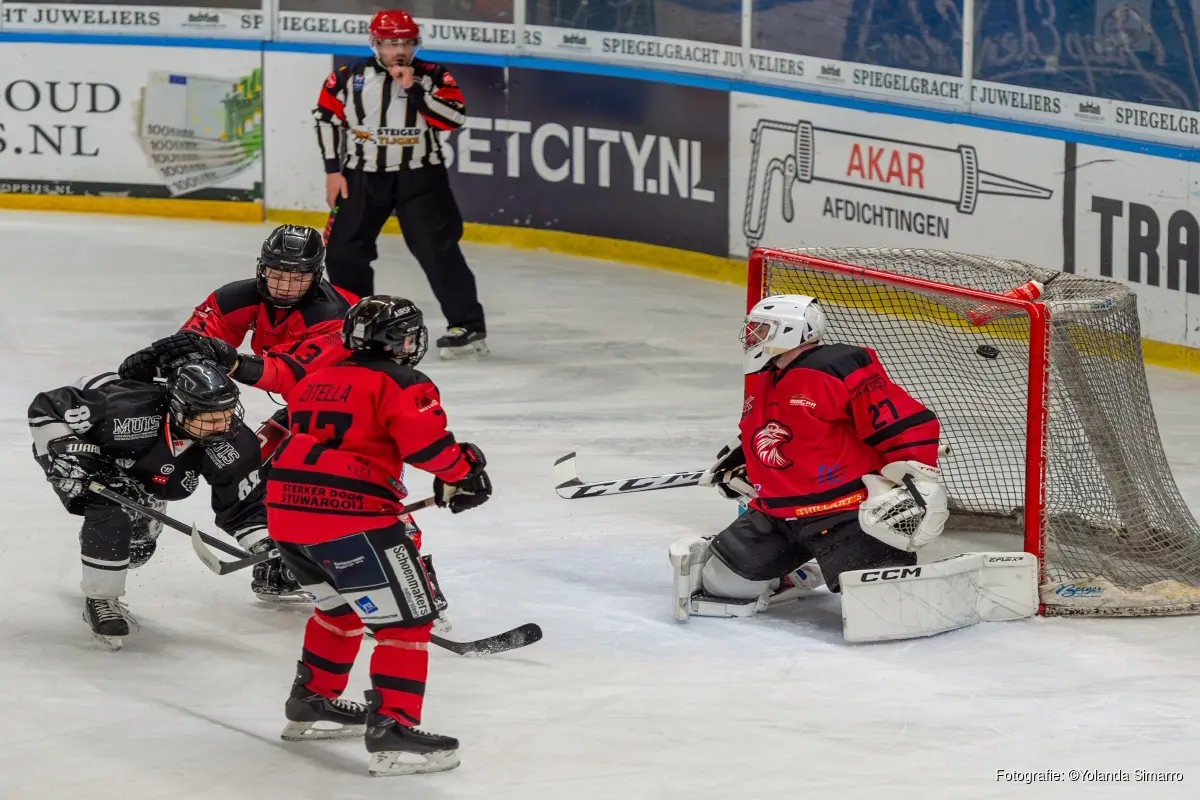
[87, 482, 279, 570]
[553, 452, 705, 499]
[431, 623, 543, 657]
[189, 497, 439, 576]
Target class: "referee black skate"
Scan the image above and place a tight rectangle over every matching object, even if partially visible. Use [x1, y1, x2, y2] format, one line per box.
[314, 8, 487, 359]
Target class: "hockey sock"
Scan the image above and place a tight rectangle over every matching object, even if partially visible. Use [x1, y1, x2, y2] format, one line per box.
[369, 622, 433, 726]
[300, 607, 365, 698]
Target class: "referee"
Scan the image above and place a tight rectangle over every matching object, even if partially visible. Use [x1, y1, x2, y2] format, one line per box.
[314, 9, 487, 359]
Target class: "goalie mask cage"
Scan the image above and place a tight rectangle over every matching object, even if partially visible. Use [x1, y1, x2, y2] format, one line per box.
[749, 247, 1200, 617]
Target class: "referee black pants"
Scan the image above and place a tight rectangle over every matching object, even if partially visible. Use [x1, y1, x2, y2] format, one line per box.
[324, 166, 485, 333]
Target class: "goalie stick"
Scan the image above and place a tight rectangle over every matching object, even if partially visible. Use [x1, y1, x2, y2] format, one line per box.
[554, 445, 952, 501]
[553, 452, 705, 499]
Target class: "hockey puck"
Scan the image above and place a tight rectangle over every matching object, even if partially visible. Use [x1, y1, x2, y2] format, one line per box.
[976, 344, 1000, 359]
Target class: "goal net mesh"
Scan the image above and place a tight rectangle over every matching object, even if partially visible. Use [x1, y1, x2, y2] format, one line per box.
[755, 247, 1200, 616]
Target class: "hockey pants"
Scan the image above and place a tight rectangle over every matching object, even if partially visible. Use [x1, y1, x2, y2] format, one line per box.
[324, 166, 485, 333]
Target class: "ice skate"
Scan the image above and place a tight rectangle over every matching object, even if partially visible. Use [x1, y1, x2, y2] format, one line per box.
[83, 597, 138, 651]
[436, 327, 488, 360]
[254, 557, 314, 605]
[280, 663, 367, 741]
[364, 690, 459, 776]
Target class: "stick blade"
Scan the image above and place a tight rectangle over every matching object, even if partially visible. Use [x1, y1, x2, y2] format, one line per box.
[191, 524, 225, 574]
[553, 452, 581, 498]
[432, 623, 543, 657]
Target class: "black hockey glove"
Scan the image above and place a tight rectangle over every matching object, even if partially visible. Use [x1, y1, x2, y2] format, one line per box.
[199, 336, 265, 386]
[433, 443, 492, 514]
[143, 331, 219, 372]
[118, 345, 161, 382]
[45, 437, 115, 501]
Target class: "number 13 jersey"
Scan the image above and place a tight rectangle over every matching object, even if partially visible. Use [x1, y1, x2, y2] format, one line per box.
[740, 344, 940, 520]
[266, 353, 472, 545]
[182, 278, 357, 401]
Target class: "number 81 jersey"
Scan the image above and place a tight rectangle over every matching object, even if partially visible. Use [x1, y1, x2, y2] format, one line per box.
[265, 353, 473, 545]
[740, 343, 940, 520]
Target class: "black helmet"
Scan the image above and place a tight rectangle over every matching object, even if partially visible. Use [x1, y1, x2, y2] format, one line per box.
[342, 295, 428, 365]
[256, 224, 325, 307]
[167, 362, 244, 444]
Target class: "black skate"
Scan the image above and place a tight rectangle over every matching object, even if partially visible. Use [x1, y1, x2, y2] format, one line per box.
[83, 597, 138, 651]
[435, 327, 488, 360]
[281, 663, 367, 741]
[253, 557, 312, 605]
[364, 690, 460, 776]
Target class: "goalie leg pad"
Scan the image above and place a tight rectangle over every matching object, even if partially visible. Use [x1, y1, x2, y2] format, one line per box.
[701, 555, 774, 600]
[670, 510, 815, 621]
[668, 537, 773, 620]
[840, 551, 1038, 642]
[669, 536, 712, 621]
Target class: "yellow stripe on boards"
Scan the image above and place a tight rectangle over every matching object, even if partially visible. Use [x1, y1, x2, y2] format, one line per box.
[1, 195, 1195, 375]
[264, 209, 747, 286]
[0, 193, 262, 223]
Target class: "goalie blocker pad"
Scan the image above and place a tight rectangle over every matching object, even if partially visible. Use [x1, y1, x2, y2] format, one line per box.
[840, 552, 1038, 642]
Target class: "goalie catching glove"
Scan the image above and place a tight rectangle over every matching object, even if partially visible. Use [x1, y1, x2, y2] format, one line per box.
[434, 443, 492, 513]
[858, 460, 949, 552]
[698, 434, 756, 500]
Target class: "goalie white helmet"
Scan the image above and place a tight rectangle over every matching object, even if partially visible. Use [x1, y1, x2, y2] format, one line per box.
[740, 295, 826, 374]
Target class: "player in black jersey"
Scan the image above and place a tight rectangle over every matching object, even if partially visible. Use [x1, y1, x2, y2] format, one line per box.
[29, 363, 267, 650]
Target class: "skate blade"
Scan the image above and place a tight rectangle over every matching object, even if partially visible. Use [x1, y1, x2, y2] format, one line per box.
[368, 749, 460, 776]
[89, 632, 124, 651]
[256, 591, 314, 606]
[438, 342, 488, 360]
[281, 720, 366, 741]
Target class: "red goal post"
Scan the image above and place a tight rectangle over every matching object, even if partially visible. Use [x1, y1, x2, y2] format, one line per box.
[747, 246, 1200, 617]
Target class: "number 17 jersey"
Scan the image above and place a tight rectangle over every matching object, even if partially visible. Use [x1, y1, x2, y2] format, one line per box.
[266, 353, 472, 545]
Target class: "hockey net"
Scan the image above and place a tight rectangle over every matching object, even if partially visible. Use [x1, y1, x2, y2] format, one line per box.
[750, 247, 1200, 616]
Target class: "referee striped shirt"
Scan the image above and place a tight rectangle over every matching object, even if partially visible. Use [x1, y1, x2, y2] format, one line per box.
[313, 57, 467, 173]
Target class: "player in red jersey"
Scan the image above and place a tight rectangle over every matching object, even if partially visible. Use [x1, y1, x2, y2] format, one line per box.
[265, 295, 490, 776]
[116, 225, 359, 602]
[670, 294, 949, 620]
[119, 225, 355, 402]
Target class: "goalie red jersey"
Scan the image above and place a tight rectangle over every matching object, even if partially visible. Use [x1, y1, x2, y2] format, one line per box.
[741, 343, 939, 519]
[265, 353, 472, 545]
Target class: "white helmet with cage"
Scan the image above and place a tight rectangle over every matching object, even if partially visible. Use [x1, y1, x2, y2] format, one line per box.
[740, 294, 826, 374]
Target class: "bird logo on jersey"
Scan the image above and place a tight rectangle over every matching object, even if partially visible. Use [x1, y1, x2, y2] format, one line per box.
[752, 421, 793, 469]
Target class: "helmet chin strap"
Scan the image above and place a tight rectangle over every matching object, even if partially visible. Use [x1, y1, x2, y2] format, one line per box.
[771, 342, 818, 370]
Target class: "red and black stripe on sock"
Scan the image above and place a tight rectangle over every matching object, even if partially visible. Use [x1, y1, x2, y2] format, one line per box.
[300, 606, 365, 698]
[370, 622, 433, 726]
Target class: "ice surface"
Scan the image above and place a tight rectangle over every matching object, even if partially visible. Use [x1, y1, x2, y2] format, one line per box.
[1, 212, 1198, 799]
